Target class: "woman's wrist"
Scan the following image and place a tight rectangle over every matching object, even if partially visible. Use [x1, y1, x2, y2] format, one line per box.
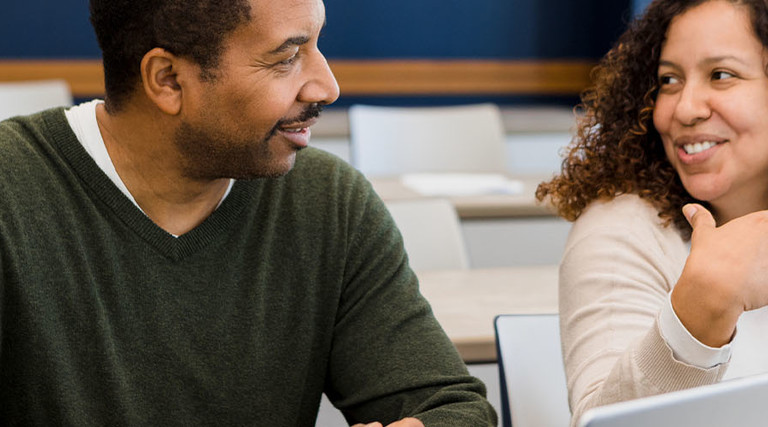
[671, 270, 741, 348]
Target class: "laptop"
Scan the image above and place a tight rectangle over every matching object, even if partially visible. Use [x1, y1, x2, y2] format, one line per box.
[578, 373, 768, 427]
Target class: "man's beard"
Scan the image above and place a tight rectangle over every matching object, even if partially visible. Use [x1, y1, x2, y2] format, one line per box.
[173, 104, 324, 180]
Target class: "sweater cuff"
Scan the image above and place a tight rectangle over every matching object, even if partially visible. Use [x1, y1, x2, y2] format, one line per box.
[635, 317, 726, 393]
[658, 294, 732, 368]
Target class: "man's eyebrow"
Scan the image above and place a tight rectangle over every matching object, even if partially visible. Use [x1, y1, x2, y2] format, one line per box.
[269, 36, 311, 54]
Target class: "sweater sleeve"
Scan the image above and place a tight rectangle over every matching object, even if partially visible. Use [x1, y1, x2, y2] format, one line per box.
[324, 173, 496, 427]
[560, 195, 727, 426]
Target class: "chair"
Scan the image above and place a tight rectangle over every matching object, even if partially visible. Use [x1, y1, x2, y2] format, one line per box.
[494, 313, 571, 427]
[0, 79, 74, 121]
[348, 103, 507, 177]
[385, 198, 469, 271]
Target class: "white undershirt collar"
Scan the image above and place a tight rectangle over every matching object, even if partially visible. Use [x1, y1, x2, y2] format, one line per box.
[64, 100, 234, 235]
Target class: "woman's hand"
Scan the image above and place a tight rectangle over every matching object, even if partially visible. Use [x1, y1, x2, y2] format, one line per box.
[672, 204, 768, 347]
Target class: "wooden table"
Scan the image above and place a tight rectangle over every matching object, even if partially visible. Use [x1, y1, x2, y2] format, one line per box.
[417, 265, 559, 363]
[370, 175, 556, 218]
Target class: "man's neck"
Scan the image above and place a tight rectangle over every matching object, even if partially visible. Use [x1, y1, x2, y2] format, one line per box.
[95, 102, 231, 235]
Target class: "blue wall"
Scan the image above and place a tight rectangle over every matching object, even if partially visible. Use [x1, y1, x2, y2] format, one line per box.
[2, 0, 632, 60]
[1, 0, 636, 106]
[322, 0, 630, 59]
[2, 0, 98, 58]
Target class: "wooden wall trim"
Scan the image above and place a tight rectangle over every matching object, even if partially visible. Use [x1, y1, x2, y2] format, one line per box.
[0, 60, 106, 98]
[330, 59, 595, 96]
[0, 59, 595, 98]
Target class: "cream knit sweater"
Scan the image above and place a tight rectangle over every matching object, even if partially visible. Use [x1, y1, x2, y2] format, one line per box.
[558, 194, 768, 426]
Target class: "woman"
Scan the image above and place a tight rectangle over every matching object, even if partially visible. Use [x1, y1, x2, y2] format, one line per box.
[536, 0, 768, 425]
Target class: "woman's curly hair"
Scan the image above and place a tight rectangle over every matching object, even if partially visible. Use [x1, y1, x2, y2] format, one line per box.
[536, 0, 768, 240]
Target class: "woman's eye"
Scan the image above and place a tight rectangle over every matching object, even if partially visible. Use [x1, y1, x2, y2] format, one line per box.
[712, 70, 735, 80]
[659, 75, 679, 85]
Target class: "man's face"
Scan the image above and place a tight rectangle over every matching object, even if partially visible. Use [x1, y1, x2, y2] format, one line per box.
[174, 0, 339, 180]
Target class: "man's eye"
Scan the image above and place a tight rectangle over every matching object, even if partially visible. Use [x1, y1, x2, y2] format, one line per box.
[278, 54, 298, 66]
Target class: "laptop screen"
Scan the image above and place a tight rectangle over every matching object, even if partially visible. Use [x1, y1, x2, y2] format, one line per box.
[579, 373, 768, 427]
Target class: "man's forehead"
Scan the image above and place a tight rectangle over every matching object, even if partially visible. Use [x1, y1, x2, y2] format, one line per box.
[234, 0, 325, 48]
[247, 0, 325, 30]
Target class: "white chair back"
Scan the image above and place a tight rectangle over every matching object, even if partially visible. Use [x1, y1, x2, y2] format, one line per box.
[495, 313, 570, 427]
[0, 79, 74, 121]
[385, 198, 469, 271]
[349, 103, 507, 177]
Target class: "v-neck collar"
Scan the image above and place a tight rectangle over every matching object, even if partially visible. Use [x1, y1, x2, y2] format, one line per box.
[42, 108, 258, 261]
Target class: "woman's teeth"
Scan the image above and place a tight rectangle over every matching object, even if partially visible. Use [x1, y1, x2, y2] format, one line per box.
[683, 141, 717, 154]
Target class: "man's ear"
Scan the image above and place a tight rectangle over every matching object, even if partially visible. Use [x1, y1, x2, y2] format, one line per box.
[140, 47, 188, 116]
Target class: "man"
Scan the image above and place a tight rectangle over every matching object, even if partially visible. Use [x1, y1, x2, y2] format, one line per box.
[0, 0, 497, 425]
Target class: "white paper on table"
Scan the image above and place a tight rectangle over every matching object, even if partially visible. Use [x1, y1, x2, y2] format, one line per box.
[400, 173, 524, 196]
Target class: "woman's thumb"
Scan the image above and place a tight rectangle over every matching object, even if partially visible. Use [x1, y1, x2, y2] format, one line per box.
[683, 203, 716, 230]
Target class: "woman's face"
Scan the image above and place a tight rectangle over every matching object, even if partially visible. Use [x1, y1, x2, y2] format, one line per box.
[653, 0, 768, 222]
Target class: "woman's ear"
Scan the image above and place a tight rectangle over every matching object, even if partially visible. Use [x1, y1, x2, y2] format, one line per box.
[140, 47, 186, 115]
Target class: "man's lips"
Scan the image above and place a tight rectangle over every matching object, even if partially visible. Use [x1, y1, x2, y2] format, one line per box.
[278, 117, 319, 132]
[276, 117, 318, 148]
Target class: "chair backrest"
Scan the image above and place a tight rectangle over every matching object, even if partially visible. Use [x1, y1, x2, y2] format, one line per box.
[495, 313, 570, 427]
[385, 198, 469, 271]
[0, 79, 74, 121]
[349, 103, 507, 177]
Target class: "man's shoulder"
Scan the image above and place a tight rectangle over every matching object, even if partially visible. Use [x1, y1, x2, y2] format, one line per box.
[0, 114, 45, 165]
[266, 147, 378, 212]
[0, 108, 66, 152]
[294, 146, 352, 169]
[0, 109, 73, 190]
[290, 147, 363, 183]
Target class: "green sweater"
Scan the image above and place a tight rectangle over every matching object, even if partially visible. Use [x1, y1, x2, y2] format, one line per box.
[0, 109, 496, 426]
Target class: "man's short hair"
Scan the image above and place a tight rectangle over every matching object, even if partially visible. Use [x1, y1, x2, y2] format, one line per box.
[89, 0, 252, 112]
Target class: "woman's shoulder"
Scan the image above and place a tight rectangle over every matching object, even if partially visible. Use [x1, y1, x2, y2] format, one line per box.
[576, 193, 668, 230]
[583, 193, 658, 217]
[563, 194, 688, 288]
[569, 193, 686, 254]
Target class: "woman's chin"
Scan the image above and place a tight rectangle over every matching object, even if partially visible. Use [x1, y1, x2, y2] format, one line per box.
[681, 177, 728, 204]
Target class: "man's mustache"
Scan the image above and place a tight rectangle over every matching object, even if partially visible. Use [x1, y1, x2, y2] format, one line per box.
[266, 103, 325, 140]
[278, 103, 324, 128]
